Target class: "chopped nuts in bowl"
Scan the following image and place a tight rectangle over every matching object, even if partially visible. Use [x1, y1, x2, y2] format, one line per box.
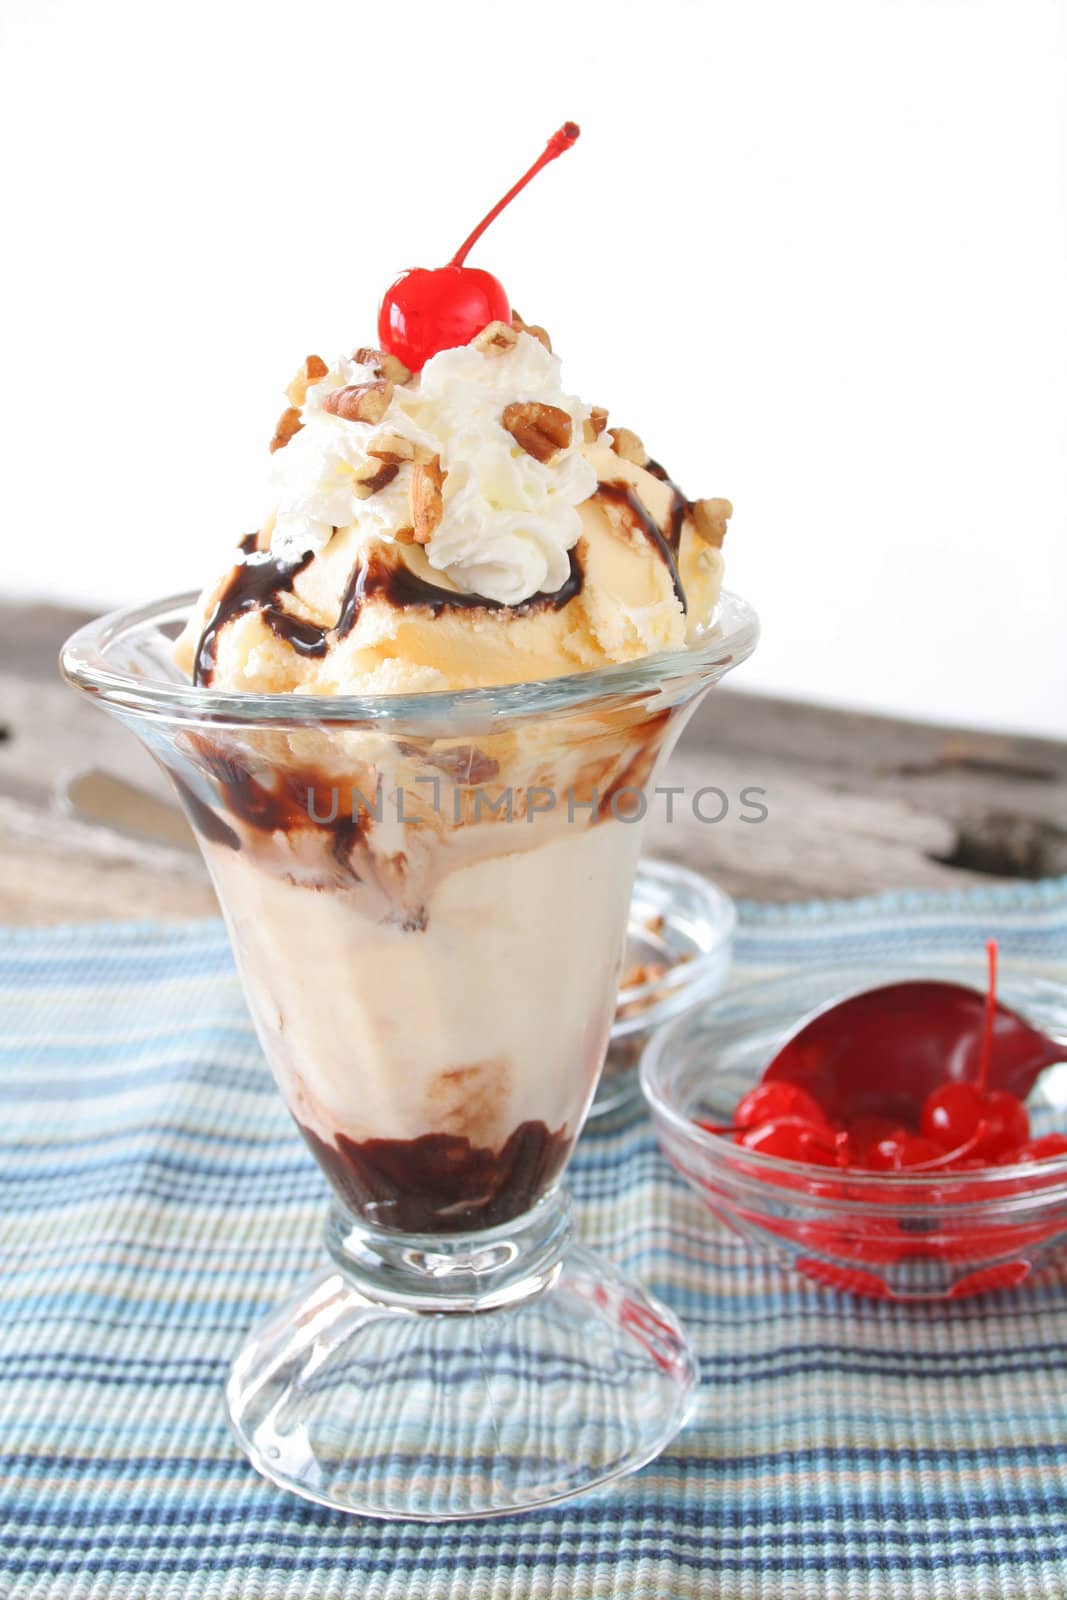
[590, 859, 737, 1121]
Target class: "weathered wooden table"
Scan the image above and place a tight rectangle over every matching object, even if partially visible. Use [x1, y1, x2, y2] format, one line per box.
[3, 601, 1066, 925]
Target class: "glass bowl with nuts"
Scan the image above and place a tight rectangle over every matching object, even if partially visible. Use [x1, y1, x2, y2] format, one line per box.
[591, 860, 736, 1121]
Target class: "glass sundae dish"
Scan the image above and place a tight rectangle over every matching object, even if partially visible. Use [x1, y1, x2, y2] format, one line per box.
[61, 126, 757, 1518]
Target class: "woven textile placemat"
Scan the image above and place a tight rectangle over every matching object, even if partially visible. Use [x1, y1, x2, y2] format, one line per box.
[1, 875, 1066, 1600]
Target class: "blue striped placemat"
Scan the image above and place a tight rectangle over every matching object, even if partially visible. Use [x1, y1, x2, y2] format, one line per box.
[1, 876, 1066, 1599]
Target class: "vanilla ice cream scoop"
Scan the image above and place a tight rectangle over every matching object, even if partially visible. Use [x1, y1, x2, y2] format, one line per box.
[176, 321, 732, 694]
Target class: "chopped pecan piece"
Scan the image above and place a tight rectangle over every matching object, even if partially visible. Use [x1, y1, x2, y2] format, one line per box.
[322, 380, 393, 425]
[583, 405, 609, 444]
[622, 960, 670, 993]
[691, 497, 733, 547]
[367, 431, 435, 465]
[410, 456, 445, 544]
[285, 355, 329, 408]
[610, 427, 648, 467]
[354, 347, 412, 386]
[472, 320, 519, 354]
[270, 406, 303, 453]
[502, 401, 573, 463]
[381, 354, 412, 386]
[510, 311, 552, 351]
[352, 460, 400, 500]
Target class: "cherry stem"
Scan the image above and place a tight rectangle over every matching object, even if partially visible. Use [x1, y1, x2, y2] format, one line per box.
[450, 122, 581, 268]
[976, 938, 998, 1095]
[905, 1119, 990, 1172]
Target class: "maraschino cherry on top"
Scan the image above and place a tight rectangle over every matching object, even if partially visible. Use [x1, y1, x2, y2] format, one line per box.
[378, 122, 581, 373]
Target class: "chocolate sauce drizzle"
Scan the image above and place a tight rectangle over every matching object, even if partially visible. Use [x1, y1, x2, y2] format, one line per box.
[595, 481, 687, 612]
[194, 451, 694, 683]
[181, 467, 685, 859]
[194, 536, 585, 676]
[265, 612, 330, 660]
[333, 545, 585, 641]
[193, 533, 315, 685]
[645, 456, 691, 548]
[298, 1118, 570, 1233]
[174, 734, 363, 873]
[167, 770, 241, 851]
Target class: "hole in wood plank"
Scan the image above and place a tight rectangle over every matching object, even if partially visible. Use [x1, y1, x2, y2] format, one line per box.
[888, 754, 1058, 783]
[930, 813, 1067, 880]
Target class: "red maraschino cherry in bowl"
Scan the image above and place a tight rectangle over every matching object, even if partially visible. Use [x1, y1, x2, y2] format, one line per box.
[641, 951, 1067, 1300]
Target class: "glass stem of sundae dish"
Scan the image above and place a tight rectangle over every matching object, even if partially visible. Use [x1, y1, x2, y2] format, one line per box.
[60, 124, 758, 1518]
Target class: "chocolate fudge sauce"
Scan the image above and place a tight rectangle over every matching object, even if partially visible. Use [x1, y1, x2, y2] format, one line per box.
[194, 535, 315, 685]
[298, 1119, 570, 1233]
[191, 435, 699, 686]
[335, 546, 584, 639]
[595, 482, 686, 611]
[264, 612, 330, 660]
[181, 463, 683, 861]
[598, 706, 671, 818]
[170, 736, 362, 874]
[167, 770, 241, 851]
[644, 456, 690, 548]
[192, 448, 691, 681]
[193, 537, 584, 671]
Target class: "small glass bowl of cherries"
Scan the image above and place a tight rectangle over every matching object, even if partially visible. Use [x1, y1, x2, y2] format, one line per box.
[641, 945, 1067, 1300]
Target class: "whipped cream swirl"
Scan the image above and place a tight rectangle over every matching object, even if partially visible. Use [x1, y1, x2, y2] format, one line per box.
[269, 333, 597, 606]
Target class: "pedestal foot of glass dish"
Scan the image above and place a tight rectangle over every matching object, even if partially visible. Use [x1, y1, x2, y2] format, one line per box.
[225, 1193, 698, 1520]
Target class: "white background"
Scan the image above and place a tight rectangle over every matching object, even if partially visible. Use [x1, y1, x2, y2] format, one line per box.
[2, 0, 1065, 736]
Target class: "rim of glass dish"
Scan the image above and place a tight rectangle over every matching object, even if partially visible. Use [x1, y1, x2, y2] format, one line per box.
[60, 588, 759, 728]
[640, 971, 1067, 1200]
[613, 861, 736, 1038]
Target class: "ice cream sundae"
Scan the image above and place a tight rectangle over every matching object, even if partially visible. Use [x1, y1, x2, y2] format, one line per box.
[170, 125, 736, 1233]
[62, 122, 756, 1518]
